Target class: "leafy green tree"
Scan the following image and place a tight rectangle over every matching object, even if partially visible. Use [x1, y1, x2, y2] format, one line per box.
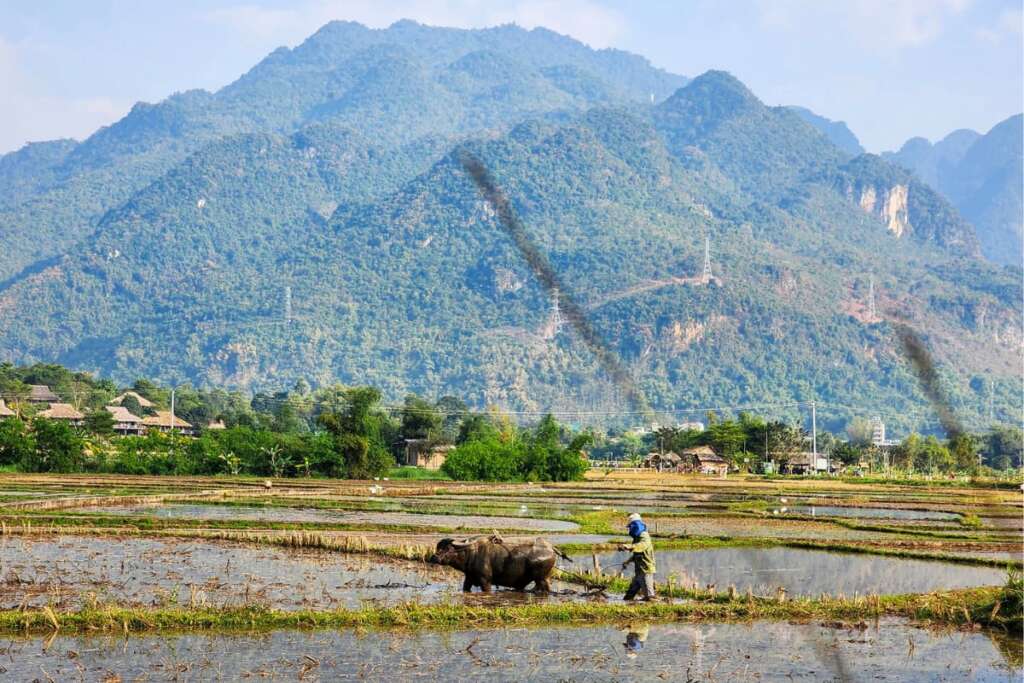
[25, 418, 85, 473]
[84, 409, 115, 436]
[891, 433, 923, 471]
[442, 437, 522, 481]
[707, 420, 746, 461]
[400, 394, 442, 440]
[436, 395, 468, 442]
[919, 436, 953, 473]
[457, 413, 500, 444]
[318, 387, 393, 478]
[272, 400, 308, 434]
[949, 433, 980, 474]
[982, 426, 1023, 470]
[120, 394, 147, 418]
[832, 441, 864, 466]
[131, 379, 168, 407]
[0, 418, 34, 466]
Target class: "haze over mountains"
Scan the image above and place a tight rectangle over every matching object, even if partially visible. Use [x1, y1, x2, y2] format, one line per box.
[798, 110, 1023, 268]
[0, 20, 1019, 431]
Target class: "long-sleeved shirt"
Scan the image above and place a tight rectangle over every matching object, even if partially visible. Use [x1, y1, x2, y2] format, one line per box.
[622, 530, 656, 574]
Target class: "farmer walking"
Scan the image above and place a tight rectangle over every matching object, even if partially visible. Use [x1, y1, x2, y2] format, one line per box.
[619, 512, 656, 601]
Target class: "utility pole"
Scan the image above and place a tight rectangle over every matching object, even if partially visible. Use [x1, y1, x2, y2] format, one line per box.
[170, 388, 176, 432]
[811, 401, 818, 474]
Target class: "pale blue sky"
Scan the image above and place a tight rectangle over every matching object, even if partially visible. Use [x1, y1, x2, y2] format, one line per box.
[1, 0, 1020, 154]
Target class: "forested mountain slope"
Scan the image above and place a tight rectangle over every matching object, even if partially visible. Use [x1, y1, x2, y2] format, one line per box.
[0, 21, 682, 283]
[0, 21, 1018, 432]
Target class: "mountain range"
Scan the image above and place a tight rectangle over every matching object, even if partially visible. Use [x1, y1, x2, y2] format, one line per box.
[797, 109, 1023, 268]
[0, 20, 1019, 432]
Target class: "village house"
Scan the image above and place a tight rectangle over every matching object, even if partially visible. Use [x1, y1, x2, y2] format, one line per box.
[679, 445, 729, 476]
[105, 405, 144, 436]
[36, 402, 85, 426]
[206, 420, 227, 431]
[27, 385, 60, 403]
[401, 438, 453, 470]
[142, 410, 194, 436]
[0, 399, 15, 419]
[780, 452, 830, 475]
[642, 451, 682, 471]
[109, 391, 155, 410]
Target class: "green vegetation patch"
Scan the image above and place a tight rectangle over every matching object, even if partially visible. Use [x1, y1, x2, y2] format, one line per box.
[1, 584, 1016, 637]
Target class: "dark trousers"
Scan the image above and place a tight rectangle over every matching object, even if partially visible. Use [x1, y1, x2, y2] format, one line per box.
[624, 570, 655, 599]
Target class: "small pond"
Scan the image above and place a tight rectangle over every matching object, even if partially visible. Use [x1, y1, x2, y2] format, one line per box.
[1, 619, 1017, 681]
[581, 546, 1007, 597]
[84, 503, 579, 531]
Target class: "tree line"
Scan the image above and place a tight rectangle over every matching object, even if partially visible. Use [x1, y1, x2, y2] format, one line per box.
[588, 410, 1022, 475]
[0, 363, 591, 481]
[0, 363, 1018, 480]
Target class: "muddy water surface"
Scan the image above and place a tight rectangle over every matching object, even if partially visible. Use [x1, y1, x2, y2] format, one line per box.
[2, 619, 1017, 681]
[583, 547, 1007, 596]
[0, 535, 466, 610]
[0, 535, 590, 610]
[85, 503, 579, 531]
[791, 505, 959, 520]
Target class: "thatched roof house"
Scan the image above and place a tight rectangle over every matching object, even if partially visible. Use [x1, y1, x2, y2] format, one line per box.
[37, 402, 84, 424]
[642, 451, 682, 471]
[680, 445, 729, 476]
[0, 399, 15, 418]
[110, 391, 155, 409]
[106, 405, 144, 435]
[142, 410, 193, 434]
[27, 385, 60, 403]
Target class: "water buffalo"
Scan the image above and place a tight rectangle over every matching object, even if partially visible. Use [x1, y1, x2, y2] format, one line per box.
[429, 535, 571, 592]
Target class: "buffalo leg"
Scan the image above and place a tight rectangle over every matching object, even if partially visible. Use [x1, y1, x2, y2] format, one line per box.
[462, 577, 474, 593]
[534, 578, 551, 593]
[480, 579, 492, 592]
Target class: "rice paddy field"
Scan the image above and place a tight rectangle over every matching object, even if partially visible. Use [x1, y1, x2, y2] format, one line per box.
[0, 470, 1021, 681]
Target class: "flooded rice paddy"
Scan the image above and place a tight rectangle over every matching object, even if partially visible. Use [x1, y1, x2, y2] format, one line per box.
[582, 547, 1008, 597]
[2, 619, 1018, 682]
[83, 503, 580, 531]
[0, 535, 589, 610]
[645, 515, 886, 540]
[790, 505, 960, 520]
[0, 535, 467, 610]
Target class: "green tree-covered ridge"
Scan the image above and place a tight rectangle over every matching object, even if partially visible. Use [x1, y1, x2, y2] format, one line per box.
[0, 22, 1019, 435]
[1, 362, 1018, 479]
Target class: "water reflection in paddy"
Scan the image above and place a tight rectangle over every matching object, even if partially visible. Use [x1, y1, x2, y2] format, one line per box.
[84, 503, 579, 531]
[582, 547, 1006, 597]
[791, 505, 959, 520]
[3, 619, 1017, 681]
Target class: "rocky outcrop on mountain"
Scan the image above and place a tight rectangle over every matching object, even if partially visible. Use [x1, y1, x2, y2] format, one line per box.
[827, 154, 979, 254]
[884, 115, 1022, 267]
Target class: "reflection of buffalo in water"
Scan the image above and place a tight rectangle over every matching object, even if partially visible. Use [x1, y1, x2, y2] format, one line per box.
[429, 536, 570, 592]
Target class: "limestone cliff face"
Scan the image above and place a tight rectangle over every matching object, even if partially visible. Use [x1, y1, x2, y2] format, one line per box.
[833, 153, 980, 255]
[853, 183, 910, 237]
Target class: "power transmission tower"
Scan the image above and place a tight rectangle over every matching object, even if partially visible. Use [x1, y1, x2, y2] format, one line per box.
[543, 287, 563, 339]
[867, 275, 877, 321]
[284, 285, 292, 324]
[702, 235, 712, 283]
